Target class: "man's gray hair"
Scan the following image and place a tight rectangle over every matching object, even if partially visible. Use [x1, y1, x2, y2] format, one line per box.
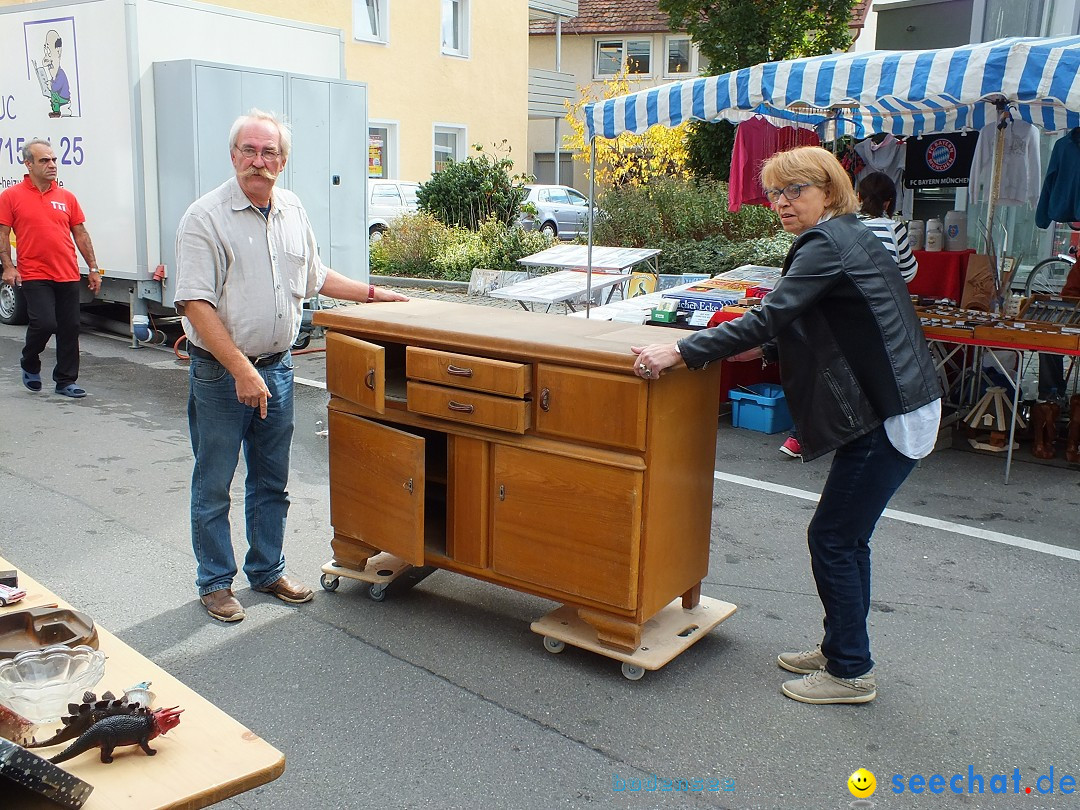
[20, 138, 52, 163]
[228, 109, 291, 160]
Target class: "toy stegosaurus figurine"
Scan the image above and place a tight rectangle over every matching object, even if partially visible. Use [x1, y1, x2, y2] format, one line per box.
[48, 706, 183, 764]
[27, 689, 141, 750]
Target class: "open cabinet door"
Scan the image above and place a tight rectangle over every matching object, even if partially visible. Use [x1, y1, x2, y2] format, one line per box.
[326, 332, 385, 413]
[328, 411, 424, 566]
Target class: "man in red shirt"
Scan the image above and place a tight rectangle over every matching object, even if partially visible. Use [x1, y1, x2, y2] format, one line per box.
[0, 138, 100, 397]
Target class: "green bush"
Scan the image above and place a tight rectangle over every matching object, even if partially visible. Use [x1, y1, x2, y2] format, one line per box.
[370, 214, 554, 281]
[651, 236, 730, 276]
[595, 177, 782, 245]
[713, 233, 793, 274]
[416, 142, 530, 230]
[590, 177, 788, 275]
[368, 212, 448, 278]
[371, 177, 790, 281]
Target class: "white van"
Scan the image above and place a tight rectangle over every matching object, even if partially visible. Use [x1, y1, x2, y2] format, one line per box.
[368, 179, 421, 239]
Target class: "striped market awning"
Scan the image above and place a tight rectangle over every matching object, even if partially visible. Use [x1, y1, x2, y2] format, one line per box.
[584, 36, 1080, 141]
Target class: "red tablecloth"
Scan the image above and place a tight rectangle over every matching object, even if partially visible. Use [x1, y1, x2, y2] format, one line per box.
[908, 249, 975, 301]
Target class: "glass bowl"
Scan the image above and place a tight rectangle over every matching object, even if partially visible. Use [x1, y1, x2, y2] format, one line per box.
[0, 645, 107, 724]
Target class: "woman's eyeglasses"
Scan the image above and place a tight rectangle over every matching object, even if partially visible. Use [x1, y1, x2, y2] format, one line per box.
[764, 183, 815, 203]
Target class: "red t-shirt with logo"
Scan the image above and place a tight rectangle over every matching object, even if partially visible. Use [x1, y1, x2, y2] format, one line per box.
[0, 176, 85, 282]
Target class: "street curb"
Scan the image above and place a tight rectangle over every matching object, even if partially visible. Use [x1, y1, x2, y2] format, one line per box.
[373, 275, 469, 292]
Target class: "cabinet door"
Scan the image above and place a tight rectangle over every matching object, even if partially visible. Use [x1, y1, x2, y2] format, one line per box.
[491, 446, 641, 609]
[326, 333, 385, 413]
[328, 411, 424, 565]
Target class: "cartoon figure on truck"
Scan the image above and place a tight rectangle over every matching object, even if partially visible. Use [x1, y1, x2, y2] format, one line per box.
[42, 29, 71, 117]
[28, 17, 80, 118]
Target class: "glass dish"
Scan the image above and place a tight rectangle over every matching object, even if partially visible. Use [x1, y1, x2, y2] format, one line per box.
[0, 645, 107, 724]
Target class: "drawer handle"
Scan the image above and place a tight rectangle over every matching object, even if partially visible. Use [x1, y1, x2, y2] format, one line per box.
[365, 369, 375, 390]
[540, 387, 550, 411]
[448, 400, 475, 414]
[404, 478, 414, 494]
[446, 364, 473, 377]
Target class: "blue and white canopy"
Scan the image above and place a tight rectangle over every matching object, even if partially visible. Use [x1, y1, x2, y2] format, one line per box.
[585, 36, 1080, 141]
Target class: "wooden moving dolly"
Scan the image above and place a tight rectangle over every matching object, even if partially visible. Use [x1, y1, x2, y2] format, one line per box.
[321, 553, 437, 602]
[531, 596, 736, 681]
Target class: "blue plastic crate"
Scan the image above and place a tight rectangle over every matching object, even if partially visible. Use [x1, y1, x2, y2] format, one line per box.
[728, 383, 793, 434]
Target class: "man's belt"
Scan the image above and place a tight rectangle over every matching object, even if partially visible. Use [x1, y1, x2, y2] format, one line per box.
[188, 344, 287, 368]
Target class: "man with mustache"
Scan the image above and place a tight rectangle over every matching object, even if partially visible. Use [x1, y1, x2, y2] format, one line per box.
[172, 110, 408, 623]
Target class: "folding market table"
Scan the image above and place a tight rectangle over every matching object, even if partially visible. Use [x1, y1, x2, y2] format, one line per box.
[922, 328, 1080, 484]
[488, 244, 661, 314]
[487, 269, 631, 313]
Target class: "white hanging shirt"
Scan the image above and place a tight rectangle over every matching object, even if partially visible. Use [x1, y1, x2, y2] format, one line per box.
[968, 120, 1041, 207]
[854, 135, 907, 190]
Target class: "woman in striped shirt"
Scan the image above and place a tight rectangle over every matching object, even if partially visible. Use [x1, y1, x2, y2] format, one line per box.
[856, 172, 918, 283]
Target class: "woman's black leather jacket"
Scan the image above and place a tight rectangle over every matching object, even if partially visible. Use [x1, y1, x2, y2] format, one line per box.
[677, 214, 942, 462]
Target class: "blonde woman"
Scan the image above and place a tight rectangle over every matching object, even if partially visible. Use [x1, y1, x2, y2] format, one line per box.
[632, 146, 941, 705]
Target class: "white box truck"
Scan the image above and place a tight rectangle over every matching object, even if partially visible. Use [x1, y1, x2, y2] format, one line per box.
[0, 0, 368, 336]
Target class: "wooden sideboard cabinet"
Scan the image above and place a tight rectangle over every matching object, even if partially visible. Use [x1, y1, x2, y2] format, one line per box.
[314, 300, 731, 666]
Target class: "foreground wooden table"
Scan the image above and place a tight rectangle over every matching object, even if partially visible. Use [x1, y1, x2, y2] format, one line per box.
[0, 555, 284, 809]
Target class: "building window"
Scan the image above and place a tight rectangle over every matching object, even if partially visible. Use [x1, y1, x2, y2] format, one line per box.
[368, 122, 398, 179]
[441, 0, 469, 56]
[434, 125, 466, 172]
[353, 0, 388, 43]
[665, 36, 692, 76]
[595, 39, 652, 77]
[982, 0, 1045, 39]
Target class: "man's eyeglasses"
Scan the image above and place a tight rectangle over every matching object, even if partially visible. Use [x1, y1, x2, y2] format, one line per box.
[764, 183, 815, 203]
[235, 146, 282, 161]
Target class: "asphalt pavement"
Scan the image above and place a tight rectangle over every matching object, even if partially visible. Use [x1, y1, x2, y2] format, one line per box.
[0, 287, 1078, 810]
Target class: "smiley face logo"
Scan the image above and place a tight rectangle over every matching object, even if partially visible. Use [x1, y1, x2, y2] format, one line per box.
[848, 768, 876, 798]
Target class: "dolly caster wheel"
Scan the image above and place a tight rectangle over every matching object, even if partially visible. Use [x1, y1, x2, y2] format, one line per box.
[621, 662, 645, 681]
[543, 636, 565, 654]
[368, 583, 387, 602]
[320, 574, 340, 592]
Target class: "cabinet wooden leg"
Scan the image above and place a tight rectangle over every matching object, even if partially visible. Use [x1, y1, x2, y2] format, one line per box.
[331, 533, 380, 572]
[576, 608, 642, 653]
[681, 583, 701, 610]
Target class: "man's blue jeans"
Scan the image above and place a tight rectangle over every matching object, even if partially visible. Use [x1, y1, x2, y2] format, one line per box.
[808, 425, 916, 679]
[188, 353, 294, 596]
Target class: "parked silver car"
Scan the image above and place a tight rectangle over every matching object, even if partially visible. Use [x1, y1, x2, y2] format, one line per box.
[519, 184, 592, 239]
[368, 179, 421, 239]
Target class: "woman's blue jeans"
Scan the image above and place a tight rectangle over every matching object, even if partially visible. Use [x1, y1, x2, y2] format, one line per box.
[808, 425, 916, 679]
[188, 353, 294, 596]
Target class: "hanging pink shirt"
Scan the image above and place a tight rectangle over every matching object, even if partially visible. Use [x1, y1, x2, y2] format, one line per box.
[728, 117, 820, 212]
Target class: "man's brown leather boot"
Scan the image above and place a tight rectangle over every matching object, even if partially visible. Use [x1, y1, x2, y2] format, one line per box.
[1066, 394, 1080, 464]
[1031, 401, 1060, 460]
[200, 589, 246, 622]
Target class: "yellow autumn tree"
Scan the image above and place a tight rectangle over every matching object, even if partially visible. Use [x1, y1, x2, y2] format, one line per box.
[564, 69, 691, 188]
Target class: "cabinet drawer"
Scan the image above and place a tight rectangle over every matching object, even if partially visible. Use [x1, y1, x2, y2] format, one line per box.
[407, 381, 531, 434]
[406, 347, 531, 397]
[534, 364, 647, 451]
